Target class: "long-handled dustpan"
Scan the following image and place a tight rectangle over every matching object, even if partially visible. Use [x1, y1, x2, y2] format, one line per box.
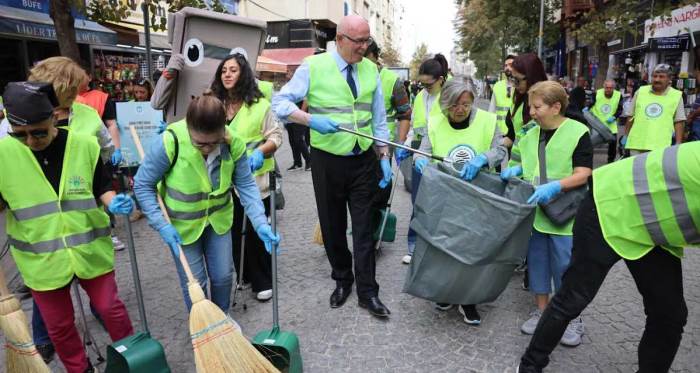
[253, 172, 303, 373]
[374, 161, 399, 255]
[104, 169, 170, 372]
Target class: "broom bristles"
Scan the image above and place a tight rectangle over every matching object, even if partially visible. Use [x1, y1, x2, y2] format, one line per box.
[0, 295, 50, 373]
[187, 281, 279, 373]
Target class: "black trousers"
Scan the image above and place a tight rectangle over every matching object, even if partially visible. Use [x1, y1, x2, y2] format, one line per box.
[232, 193, 272, 293]
[311, 147, 380, 299]
[607, 138, 617, 163]
[287, 123, 311, 167]
[520, 194, 687, 373]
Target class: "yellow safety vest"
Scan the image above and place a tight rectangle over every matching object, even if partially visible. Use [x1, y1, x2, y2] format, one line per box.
[0, 132, 113, 291]
[380, 68, 400, 141]
[520, 119, 589, 235]
[306, 53, 377, 155]
[593, 142, 700, 259]
[591, 89, 622, 134]
[412, 89, 441, 139]
[258, 80, 273, 102]
[492, 80, 512, 134]
[429, 108, 497, 164]
[228, 99, 274, 176]
[162, 120, 246, 244]
[628, 86, 682, 151]
[60, 102, 104, 138]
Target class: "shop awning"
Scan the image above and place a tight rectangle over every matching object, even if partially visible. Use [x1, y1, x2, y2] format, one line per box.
[256, 55, 287, 73]
[0, 5, 117, 45]
[261, 47, 316, 67]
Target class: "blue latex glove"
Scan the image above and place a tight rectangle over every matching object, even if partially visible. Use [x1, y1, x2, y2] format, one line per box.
[414, 158, 428, 174]
[309, 115, 339, 134]
[527, 181, 562, 205]
[582, 107, 589, 113]
[395, 148, 410, 163]
[111, 148, 123, 166]
[379, 158, 392, 188]
[620, 135, 627, 149]
[248, 149, 264, 172]
[108, 194, 134, 215]
[460, 154, 488, 181]
[256, 224, 281, 254]
[606, 116, 615, 124]
[158, 224, 182, 258]
[156, 120, 167, 134]
[500, 165, 523, 181]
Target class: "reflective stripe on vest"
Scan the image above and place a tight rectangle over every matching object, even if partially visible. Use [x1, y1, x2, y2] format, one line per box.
[594, 142, 700, 259]
[492, 80, 511, 134]
[520, 119, 589, 235]
[0, 131, 113, 291]
[591, 89, 621, 134]
[412, 89, 441, 138]
[429, 108, 497, 164]
[306, 53, 378, 155]
[627, 86, 681, 151]
[380, 68, 400, 141]
[163, 121, 246, 244]
[228, 99, 275, 176]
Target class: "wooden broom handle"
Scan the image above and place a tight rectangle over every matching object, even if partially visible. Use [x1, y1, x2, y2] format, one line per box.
[129, 125, 197, 283]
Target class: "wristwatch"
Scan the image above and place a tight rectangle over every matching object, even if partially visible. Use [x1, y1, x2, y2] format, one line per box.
[379, 151, 390, 159]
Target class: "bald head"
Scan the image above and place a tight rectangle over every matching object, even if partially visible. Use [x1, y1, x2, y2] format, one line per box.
[336, 15, 372, 64]
[603, 79, 616, 97]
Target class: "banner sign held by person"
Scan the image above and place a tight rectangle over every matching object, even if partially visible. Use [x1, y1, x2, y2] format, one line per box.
[116, 102, 163, 166]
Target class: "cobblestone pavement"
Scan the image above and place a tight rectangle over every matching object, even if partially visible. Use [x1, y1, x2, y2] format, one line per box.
[1, 99, 699, 372]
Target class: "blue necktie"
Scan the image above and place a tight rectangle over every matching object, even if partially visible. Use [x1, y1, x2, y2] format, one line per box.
[346, 64, 357, 99]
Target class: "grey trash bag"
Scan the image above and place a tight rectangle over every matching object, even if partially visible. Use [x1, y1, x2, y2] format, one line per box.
[583, 110, 616, 147]
[403, 164, 536, 305]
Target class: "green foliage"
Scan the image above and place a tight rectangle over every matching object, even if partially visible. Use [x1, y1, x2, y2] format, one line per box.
[381, 42, 404, 67]
[409, 43, 429, 79]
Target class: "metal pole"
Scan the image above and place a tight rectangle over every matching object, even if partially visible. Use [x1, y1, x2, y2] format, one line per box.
[269, 172, 279, 329]
[537, 0, 545, 59]
[142, 1, 153, 82]
[336, 127, 453, 163]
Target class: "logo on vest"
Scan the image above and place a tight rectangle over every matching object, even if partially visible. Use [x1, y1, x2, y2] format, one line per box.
[600, 104, 611, 114]
[67, 176, 88, 195]
[446, 144, 476, 173]
[644, 103, 663, 118]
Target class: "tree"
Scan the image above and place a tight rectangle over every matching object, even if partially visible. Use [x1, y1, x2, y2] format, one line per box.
[51, 0, 229, 62]
[409, 43, 429, 80]
[566, 0, 696, 88]
[380, 42, 403, 67]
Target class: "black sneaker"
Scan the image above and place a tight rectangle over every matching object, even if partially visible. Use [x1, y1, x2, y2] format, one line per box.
[304, 163, 312, 171]
[458, 304, 481, 325]
[36, 343, 55, 363]
[287, 164, 302, 171]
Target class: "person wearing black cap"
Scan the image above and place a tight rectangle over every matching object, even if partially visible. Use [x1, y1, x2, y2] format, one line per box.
[0, 82, 135, 373]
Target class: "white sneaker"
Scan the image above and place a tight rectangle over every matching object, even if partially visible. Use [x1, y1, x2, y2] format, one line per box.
[402, 255, 412, 264]
[560, 317, 584, 347]
[111, 235, 125, 251]
[256, 289, 272, 301]
[520, 309, 542, 335]
[434, 302, 453, 311]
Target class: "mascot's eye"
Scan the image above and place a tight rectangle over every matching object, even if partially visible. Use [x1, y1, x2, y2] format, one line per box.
[183, 38, 204, 67]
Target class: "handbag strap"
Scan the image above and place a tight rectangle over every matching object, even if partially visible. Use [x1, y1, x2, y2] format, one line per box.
[537, 133, 548, 185]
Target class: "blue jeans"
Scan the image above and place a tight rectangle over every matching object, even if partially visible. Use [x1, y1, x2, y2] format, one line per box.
[172, 225, 234, 312]
[407, 167, 422, 255]
[526, 230, 573, 295]
[689, 122, 700, 142]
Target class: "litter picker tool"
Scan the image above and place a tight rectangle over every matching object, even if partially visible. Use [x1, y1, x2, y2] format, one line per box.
[129, 125, 278, 372]
[232, 218, 249, 311]
[105, 166, 170, 373]
[375, 160, 399, 255]
[336, 127, 454, 163]
[0, 265, 50, 372]
[253, 172, 303, 372]
[72, 282, 106, 365]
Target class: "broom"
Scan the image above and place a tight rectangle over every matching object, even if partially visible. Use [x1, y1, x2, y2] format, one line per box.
[0, 266, 50, 373]
[129, 125, 278, 372]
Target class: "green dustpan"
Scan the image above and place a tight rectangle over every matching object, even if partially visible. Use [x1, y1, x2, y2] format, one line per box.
[105, 211, 170, 373]
[253, 172, 303, 373]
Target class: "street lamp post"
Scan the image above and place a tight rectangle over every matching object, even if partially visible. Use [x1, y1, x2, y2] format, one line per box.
[538, 0, 544, 59]
[142, 0, 153, 83]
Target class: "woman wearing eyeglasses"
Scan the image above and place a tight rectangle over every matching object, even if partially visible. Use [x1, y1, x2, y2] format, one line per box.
[210, 52, 283, 302]
[134, 92, 280, 312]
[396, 55, 448, 265]
[411, 76, 507, 325]
[507, 53, 549, 145]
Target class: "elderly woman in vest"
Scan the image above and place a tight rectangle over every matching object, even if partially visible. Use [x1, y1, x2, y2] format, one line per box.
[0, 82, 134, 373]
[412, 76, 508, 325]
[501, 81, 592, 347]
[209, 52, 283, 302]
[134, 92, 280, 312]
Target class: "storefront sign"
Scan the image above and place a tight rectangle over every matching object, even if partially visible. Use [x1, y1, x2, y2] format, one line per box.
[644, 3, 700, 42]
[116, 102, 163, 166]
[649, 35, 690, 51]
[0, 0, 85, 18]
[0, 17, 116, 44]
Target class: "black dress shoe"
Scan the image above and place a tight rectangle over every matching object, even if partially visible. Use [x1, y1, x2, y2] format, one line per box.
[359, 296, 391, 318]
[330, 286, 352, 308]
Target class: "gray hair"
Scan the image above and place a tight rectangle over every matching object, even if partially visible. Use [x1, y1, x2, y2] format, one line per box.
[439, 75, 475, 112]
[653, 63, 671, 76]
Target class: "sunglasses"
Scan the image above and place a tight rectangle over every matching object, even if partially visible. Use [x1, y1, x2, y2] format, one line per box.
[8, 129, 50, 141]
